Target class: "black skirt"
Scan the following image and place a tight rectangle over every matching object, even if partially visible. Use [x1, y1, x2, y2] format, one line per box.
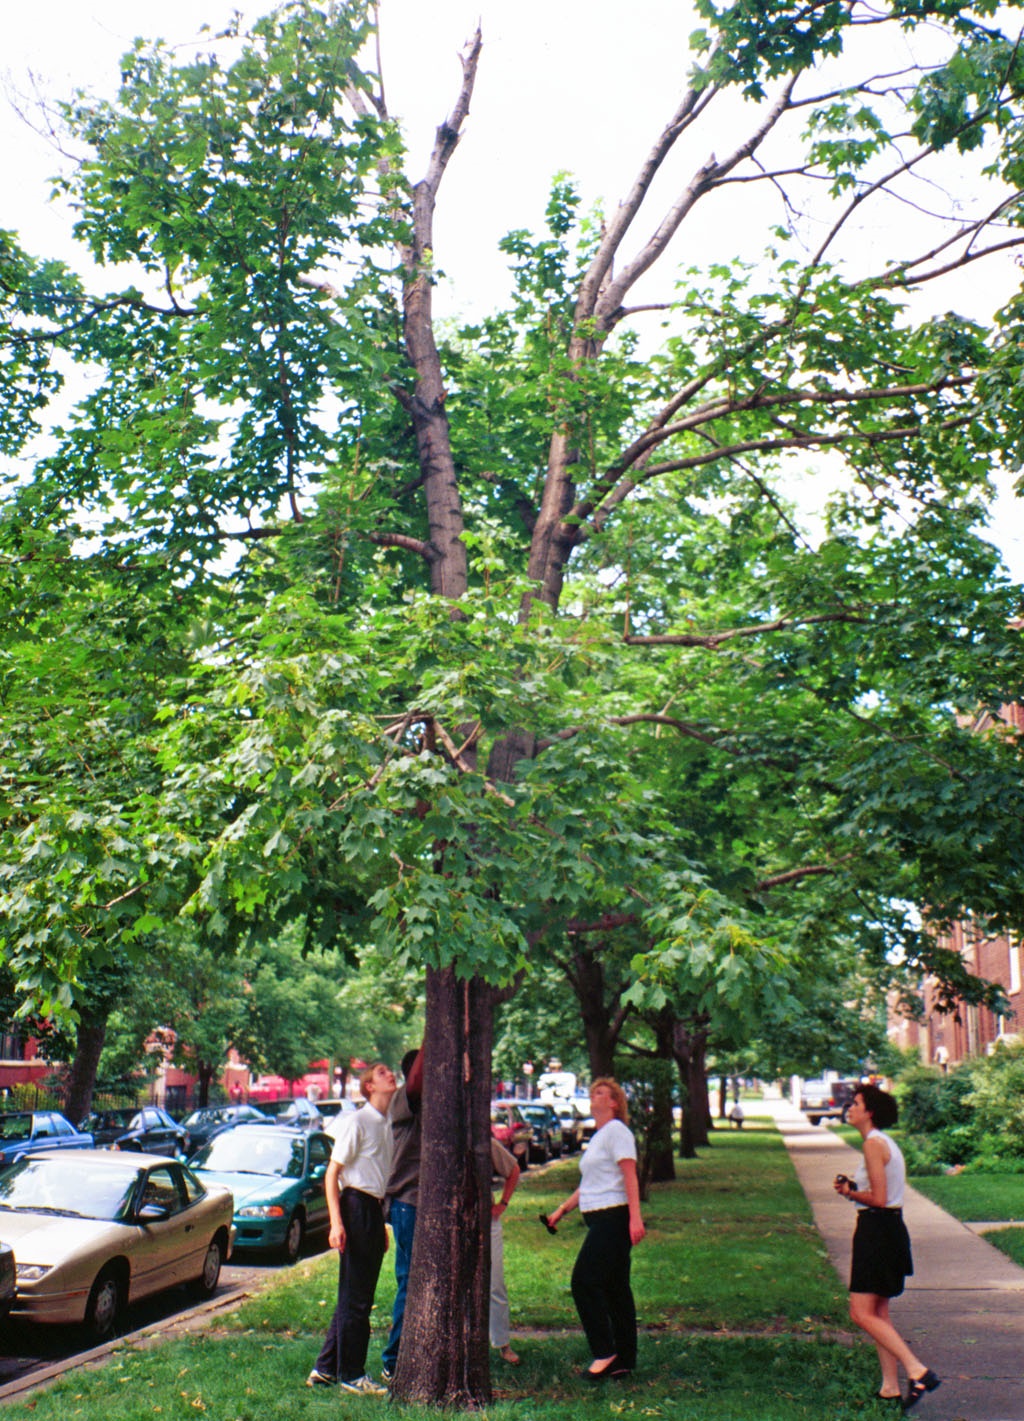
[849, 1208, 914, 1298]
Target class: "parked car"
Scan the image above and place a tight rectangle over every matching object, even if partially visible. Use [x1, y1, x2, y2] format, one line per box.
[0, 1149, 234, 1339]
[575, 1097, 597, 1142]
[319, 1099, 359, 1136]
[189, 1124, 332, 1262]
[495, 1100, 563, 1163]
[79, 1105, 188, 1157]
[0, 1111, 93, 1168]
[317, 1099, 359, 1120]
[549, 1099, 586, 1152]
[181, 1104, 269, 1153]
[799, 1078, 860, 1126]
[274, 1097, 324, 1131]
[0, 1241, 14, 1323]
[489, 1103, 532, 1169]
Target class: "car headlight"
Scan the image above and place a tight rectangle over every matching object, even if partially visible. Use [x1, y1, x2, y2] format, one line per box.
[236, 1205, 286, 1218]
[16, 1264, 53, 1282]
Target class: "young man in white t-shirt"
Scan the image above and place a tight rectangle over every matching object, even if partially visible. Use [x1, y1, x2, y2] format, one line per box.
[307, 1062, 397, 1396]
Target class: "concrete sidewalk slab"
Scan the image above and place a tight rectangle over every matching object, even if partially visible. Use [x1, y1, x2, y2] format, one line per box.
[764, 1098, 1024, 1420]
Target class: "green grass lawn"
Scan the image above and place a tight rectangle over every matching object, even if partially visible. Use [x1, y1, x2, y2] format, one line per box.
[908, 1172, 1024, 1223]
[2, 1121, 897, 1421]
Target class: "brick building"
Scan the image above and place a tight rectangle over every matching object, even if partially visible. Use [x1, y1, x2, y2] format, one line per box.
[888, 695, 1024, 1068]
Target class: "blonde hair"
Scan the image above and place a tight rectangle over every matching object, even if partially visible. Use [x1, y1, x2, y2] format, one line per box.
[590, 1077, 629, 1125]
[360, 1062, 388, 1100]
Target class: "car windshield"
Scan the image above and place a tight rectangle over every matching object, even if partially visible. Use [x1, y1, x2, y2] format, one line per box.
[82, 1109, 135, 1132]
[0, 1115, 32, 1142]
[0, 1156, 142, 1219]
[193, 1130, 305, 1177]
[184, 1108, 226, 1128]
[520, 1106, 551, 1124]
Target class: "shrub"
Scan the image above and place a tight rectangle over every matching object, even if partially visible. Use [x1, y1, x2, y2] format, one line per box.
[893, 1064, 973, 1135]
[963, 1041, 1024, 1157]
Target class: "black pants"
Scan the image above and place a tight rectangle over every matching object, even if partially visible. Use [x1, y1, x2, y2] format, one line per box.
[571, 1205, 637, 1368]
[315, 1188, 386, 1382]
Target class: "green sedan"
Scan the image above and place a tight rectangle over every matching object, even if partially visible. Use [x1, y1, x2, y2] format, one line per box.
[189, 1124, 333, 1263]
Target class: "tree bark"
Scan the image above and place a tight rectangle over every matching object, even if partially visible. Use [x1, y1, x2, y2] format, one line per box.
[392, 966, 495, 1406]
[687, 1037, 712, 1149]
[648, 1014, 677, 1183]
[670, 1017, 710, 1155]
[63, 1013, 108, 1123]
[196, 1060, 215, 1109]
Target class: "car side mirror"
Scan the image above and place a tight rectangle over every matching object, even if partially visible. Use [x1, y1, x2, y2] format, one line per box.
[138, 1202, 170, 1223]
[310, 1164, 327, 1181]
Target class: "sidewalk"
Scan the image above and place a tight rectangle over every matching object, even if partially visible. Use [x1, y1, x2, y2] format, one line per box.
[766, 1097, 1024, 1421]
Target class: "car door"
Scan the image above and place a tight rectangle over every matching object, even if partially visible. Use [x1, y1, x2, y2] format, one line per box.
[128, 1163, 200, 1299]
[145, 1107, 181, 1156]
[304, 1133, 332, 1235]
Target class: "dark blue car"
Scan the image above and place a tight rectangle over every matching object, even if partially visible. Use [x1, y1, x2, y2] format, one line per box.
[0, 1110, 93, 1167]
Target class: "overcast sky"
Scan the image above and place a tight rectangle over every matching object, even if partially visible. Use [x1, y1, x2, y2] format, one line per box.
[4, 0, 1024, 575]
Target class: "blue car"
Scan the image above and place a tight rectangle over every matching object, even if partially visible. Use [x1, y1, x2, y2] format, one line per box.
[189, 1125, 332, 1262]
[0, 1111, 93, 1167]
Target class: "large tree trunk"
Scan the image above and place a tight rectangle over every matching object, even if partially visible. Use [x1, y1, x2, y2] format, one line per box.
[196, 1060, 215, 1109]
[647, 1014, 677, 1183]
[686, 1032, 712, 1149]
[63, 1012, 108, 1123]
[671, 1017, 711, 1154]
[576, 951, 619, 1079]
[391, 966, 494, 1406]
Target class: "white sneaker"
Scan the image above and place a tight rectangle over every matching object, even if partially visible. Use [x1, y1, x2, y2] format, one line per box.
[306, 1369, 336, 1387]
[338, 1375, 388, 1396]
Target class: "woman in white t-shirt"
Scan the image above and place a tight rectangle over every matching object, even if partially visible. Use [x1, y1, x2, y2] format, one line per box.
[545, 1078, 645, 1379]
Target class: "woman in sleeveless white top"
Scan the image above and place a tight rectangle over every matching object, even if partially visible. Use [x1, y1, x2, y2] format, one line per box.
[834, 1085, 940, 1408]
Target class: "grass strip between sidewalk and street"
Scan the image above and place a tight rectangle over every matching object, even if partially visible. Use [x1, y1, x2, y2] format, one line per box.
[3, 1117, 903, 1421]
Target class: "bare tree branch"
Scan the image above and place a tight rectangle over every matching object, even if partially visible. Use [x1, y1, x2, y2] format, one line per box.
[755, 856, 855, 890]
[565, 912, 639, 935]
[624, 609, 871, 648]
[596, 75, 800, 326]
[368, 530, 441, 563]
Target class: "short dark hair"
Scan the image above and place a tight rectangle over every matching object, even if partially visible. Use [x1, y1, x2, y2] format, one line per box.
[858, 1083, 898, 1129]
[400, 1049, 419, 1079]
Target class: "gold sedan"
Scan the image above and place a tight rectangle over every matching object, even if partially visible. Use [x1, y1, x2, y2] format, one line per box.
[0, 1148, 235, 1339]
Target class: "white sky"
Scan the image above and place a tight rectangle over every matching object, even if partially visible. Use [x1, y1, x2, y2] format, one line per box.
[3, 0, 1024, 575]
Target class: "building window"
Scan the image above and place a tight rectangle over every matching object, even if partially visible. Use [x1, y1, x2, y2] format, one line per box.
[1010, 937, 1022, 997]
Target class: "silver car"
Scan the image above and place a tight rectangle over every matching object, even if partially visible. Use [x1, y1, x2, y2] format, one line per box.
[0, 1149, 234, 1339]
[0, 1240, 14, 1321]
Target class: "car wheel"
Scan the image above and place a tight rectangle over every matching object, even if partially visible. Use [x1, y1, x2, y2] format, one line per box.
[536, 1139, 550, 1164]
[188, 1235, 223, 1299]
[807, 1115, 821, 1126]
[85, 1266, 123, 1342]
[282, 1211, 305, 1264]
[840, 1105, 851, 1124]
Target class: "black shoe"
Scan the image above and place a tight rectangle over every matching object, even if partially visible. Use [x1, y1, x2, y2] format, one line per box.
[904, 1370, 940, 1410]
[876, 1391, 903, 1405]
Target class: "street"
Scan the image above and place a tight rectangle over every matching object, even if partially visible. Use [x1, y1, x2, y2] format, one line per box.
[0, 1251, 322, 1397]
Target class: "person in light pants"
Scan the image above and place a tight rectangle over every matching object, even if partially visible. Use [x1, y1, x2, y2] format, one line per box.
[490, 1137, 521, 1364]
